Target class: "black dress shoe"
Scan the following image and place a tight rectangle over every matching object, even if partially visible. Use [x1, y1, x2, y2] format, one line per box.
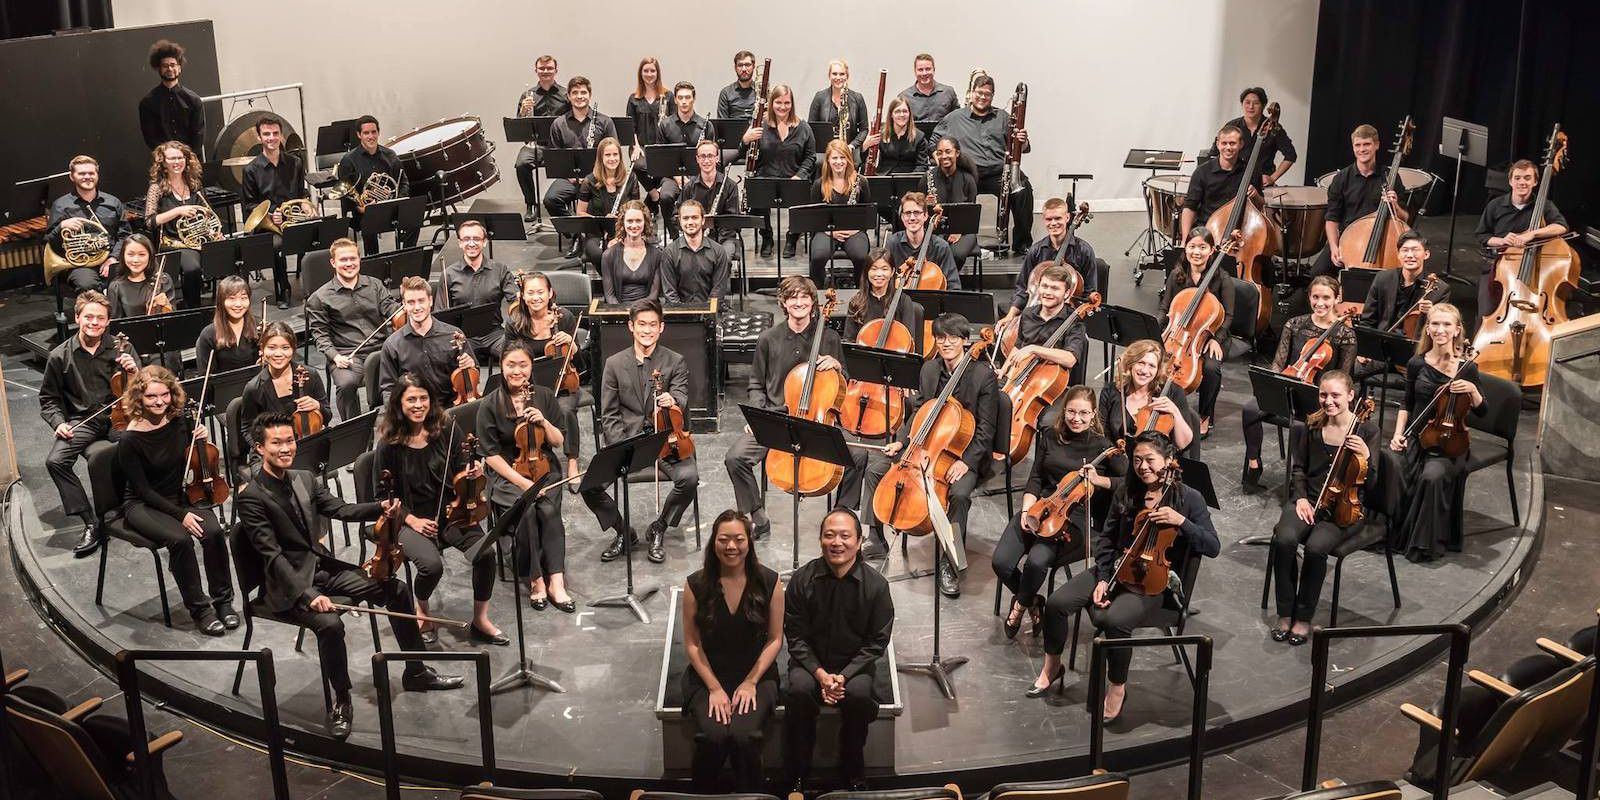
[758, 233, 774, 258]
[646, 521, 666, 563]
[1287, 630, 1310, 646]
[752, 521, 771, 541]
[215, 604, 241, 629]
[328, 699, 353, 740]
[194, 610, 226, 637]
[71, 523, 101, 558]
[781, 234, 798, 259]
[1003, 601, 1025, 640]
[937, 560, 961, 599]
[552, 598, 577, 613]
[401, 667, 466, 692]
[1026, 666, 1066, 698]
[600, 529, 639, 562]
[1241, 463, 1264, 493]
[470, 625, 510, 646]
[529, 595, 548, 610]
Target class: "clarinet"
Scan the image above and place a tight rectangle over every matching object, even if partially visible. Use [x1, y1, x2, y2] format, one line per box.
[925, 165, 939, 206]
[847, 175, 861, 203]
[710, 173, 728, 216]
[836, 84, 850, 142]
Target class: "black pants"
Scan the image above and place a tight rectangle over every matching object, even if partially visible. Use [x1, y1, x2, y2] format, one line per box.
[281, 566, 428, 693]
[60, 265, 105, 296]
[168, 248, 204, 308]
[723, 434, 771, 527]
[557, 392, 581, 460]
[688, 679, 777, 792]
[514, 145, 544, 209]
[331, 352, 374, 422]
[1271, 503, 1356, 620]
[977, 168, 1035, 252]
[122, 501, 233, 617]
[948, 232, 978, 266]
[1196, 355, 1222, 421]
[992, 512, 1067, 605]
[267, 233, 290, 300]
[1041, 570, 1165, 682]
[784, 665, 876, 785]
[581, 457, 699, 533]
[1241, 396, 1271, 462]
[46, 419, 113, 523]
[396, 522, 494, 603]
[807, 232, 872, 288]
[514, 491, 566, 580]
[543, 178, 579, 219]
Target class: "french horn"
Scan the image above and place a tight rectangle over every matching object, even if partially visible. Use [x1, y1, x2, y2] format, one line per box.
[43, 215, 111, 283]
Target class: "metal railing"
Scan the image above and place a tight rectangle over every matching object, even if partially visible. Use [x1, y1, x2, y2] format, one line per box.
[1577, 608, 1600, 800]
[372, 650, 494, 799]
[1088, 633, 1214, 800]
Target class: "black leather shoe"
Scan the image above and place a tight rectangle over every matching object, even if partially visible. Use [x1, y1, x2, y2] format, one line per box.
[215, 604, 241, 630]
[328, 699, 353, 740]
[1026, 666, 1066, 698]
[529, 595, 548, 611]
[71, 523, 101, 558]
[862, 526, 888, 559]
[1004, 600, 1025, 640]
[600, 530, 639, 562]
[646, 521, 666, 563]
[1241, 463, 1264, 493]
[752, 521, 771, 541]
[552, 598, 576, 613]
[781, 234, 798, 259]
[470, 625, 510, 646]
[194, 610, 226, 637]
[937, 560, 961, 599]
[758, 233, 774, 258]
[402, 667, 466, 692]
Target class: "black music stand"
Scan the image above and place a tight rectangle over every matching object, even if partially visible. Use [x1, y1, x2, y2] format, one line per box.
[1439, 116, 1489, 282]
[1245, 366, 1321, 516]
[742, 178, 811, 280]
[708, 213, 762, 307]
[551, 216, 614, 264]
[1176, 456, 1220, 510]
[740, 405, 854, 571]
[1354, 325, 1417, 429]
[447, 211, 526, 258]
[199, 232, 276, 282]
[710, 119, 747, 152]
[361, 245, 433, 290]
[281, 217, 347, 257]
[808, 122, 837, 152]
[841, 344, 923, 437]
[360, 196, 427, 249]
[487, 483, 566, 694]
[1338, 267, 1380, 309]
[543, 148, 597, 184]
[903, 289, 998, 327]
[613, 118, 636, 147]
[934, 202, 983, 282]
[585, 429, 673, 624]
[204, 364, 258, 475]
[502, 116, 556, 147]
[314, 119, 363, 166]
[435, 301, 501, 339]
[1086, 304, 1162, 372]
[865, 175, 925, 220]
[897, 493, 969, 700]
[110, 308, 211, 372]
[644, 145, 696, 183]
[789, 203, 877, 287]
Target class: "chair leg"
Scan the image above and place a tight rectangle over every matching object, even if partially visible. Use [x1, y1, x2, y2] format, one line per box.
[1168, 626, 1196, 686]
[992, 580, 1003, 617]
[1068, 610, 1082, 671]
[231, 616, 254, 695]
[1004, 458, 1014, 519]
[295, 627, 307, 653]
[1505, 457, 1520, 528]
[1261, 545, 1274, 611]
[692, 493, 702, 550]
[152, 552, 172, 628]
[1385, 543, 1401, 610]
[96, 541, 109, 605]
[1329, 555, 1345, 629]
[369, 605, 381, 652]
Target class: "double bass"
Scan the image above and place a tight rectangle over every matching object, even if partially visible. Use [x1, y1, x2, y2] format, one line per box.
[1109, 462, 1183, 597]
[1315, 397, 1375, 528]
[1473, 125, 1580, 389]
[1281, 313, 1351, 384]
[765, 290, 846, 496]
[840, 263, 916, 437]
[1028, 441, 1125, 541]
[872, 329, 993, 535]
[1001, 292, 1102, 462]
[651, 368, 694, 462]
[1161, 230, 1243, 392]
[1204, 102, 1282, 331]
[1337, 116, 1415, 270]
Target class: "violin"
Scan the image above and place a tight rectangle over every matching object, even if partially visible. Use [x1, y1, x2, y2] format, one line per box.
[1028, 440, 1125, 541]
[1161, 230, 1243, 392]
[450, 331, 482, 406]
[1386, 274, 1439, 340]
[1002, 292, 1102, 462]
[364, 469, 406, 581]
[651, 368, 695, 462]
[1130, 374, 1178, 438]
[841, 260, 916, 437]
[144, 278, 174, 315]
[1282, 313, 1351, 384]
[291, 364, 324, 438]
[1337, 116, 1415, 269]
[1406, 346, 1479, 460]
[872, 329, 992, 535]
[181, 354, 230, 507]
[109, 332, 134, 431]
[444, 433, 490, 529]
[766, 290, 847, 497]
[1110, 462, 1183, 597]
[546, 311, 584, 395]
[511, 381, 552, 484]
[1204, 102, 1283, 331]
[1473, 125, 1579, 389]
[1315, 397, 1375, 528]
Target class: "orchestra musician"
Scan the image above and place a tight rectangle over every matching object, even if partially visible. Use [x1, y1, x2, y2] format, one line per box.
[476, 342, 574, 612]
[512, 55, 570, 221]
[577, 137, 639, 270]
[1356, 232, 1451, 379]
[544, 77, 620, 247]
[436, 219, 519, 362]
[378, 276, 477, 407]
[723, 276, 845, 541]
[716, 51, 759, 165]
[932, 74, 1033, 254]
[138, 40, 205, 153]
[334, 115, 413, 254]
[741, 84, 818, 258]
[103, 234, 174, 319]
[663, 200, 730, 304]
[883, 191, 959, 289]
[783, 509, 893, 793]
[1159, 229, 1234, 436]
[808, 59, 870, 150]
[679, 140, 743, 247]
[1179, 123, 1262, 243]
[998, 197, 1096, 333]
[194, 276, 260, 373]
[855, 97, 932, 176]
[305, 237, 400, 421]
[997, 263, 1087, 417]
[41, 291, 141, 557]
[681, 510, 782, 793]
[601, 201, 666, 305]
[143, 140, 211, 308]
[656, 81, 715, 234]
[928, 137, 980, 262]
[869, 313, 999, 599]
[1097, 339, 1196, 450]
[992, 385, 1125, 639]
[236, 411, 464, 740]
[238, 323, 329, 465]
[1241, 275, 1355, 492]
[115, 365, 235, 635]
[1475, 159, 1569, 315]
[1213, 87, 1296, 186]
[584, 299, 699, 563]
[503, 271, 583, 487]
[373, 373, 504, 645]
[1032, 431, 1219, 719]
[240, 114, 306, 307]
[899, 54, 959, 123]
[46, 156, 132, 295]
[1270, 369, 1378, 645]
[624, 58, 671, 208]
[806, 140, 874, 288]
[1313, 124, 1409, 279]
[1387, 304, 1484, 563]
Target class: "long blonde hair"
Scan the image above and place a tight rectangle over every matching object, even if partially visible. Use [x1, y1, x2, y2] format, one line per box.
[1114, 339, 1170, 396]
[1415, 302, 1466, 358]
[819, 140, 858, 202]
[588, 137, 628, 191]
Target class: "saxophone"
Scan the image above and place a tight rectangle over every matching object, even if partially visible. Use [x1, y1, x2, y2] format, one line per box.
[835, 83, 850, 142]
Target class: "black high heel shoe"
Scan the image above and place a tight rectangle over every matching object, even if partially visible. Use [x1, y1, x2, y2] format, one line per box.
[1025, 665, 1066, 698]
[1241, 462, 1264, 493]
[1003, 601, 1025, 640]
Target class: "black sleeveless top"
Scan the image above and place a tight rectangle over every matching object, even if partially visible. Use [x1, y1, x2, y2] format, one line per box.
[682, 565, 780, 698]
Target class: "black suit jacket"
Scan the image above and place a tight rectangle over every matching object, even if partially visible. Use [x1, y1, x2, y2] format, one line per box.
[235, 469, 384, 613]
[1358, 268, 1449, 332]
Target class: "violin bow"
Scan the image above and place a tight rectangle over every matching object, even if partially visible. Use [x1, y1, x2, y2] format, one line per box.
[432, 421, 461, 531]
[181, 351, 218, 487]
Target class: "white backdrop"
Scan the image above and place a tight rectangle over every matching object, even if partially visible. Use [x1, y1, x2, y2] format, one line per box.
[114, 0, 1319, 211]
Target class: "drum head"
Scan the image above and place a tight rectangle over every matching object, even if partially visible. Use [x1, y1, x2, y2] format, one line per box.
[389, 116, 482, 157]
[1265, 186, 1327, 209]
[1314, 171, 1338, 189]
[1145, 174, 1189, 194]
[1396, 167, 1434, 190]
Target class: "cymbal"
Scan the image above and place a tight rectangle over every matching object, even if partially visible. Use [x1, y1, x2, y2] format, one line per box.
[221, 156, 256, 167]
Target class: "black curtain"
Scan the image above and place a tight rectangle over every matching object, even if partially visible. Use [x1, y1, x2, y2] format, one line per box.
[1308, 0, 1598, 231]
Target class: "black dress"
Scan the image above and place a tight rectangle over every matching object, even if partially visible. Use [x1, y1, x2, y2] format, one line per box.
[195, 323, 261, 374]
[1392, 355, 1485, 562]
[116, 419, 232, 619]
[682, 565, 780, 792]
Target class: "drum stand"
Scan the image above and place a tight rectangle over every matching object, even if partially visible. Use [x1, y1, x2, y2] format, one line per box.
[1125, 167, 1170, 285]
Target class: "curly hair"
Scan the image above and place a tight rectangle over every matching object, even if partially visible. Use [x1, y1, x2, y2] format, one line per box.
[122, 365, 186, 424]
[377, 373, 446, 445]
[1114, 339, 1170, 396]
[145, 141, 203, 218]
[613, 199, 655, 242]
[148, 39, 184, 71]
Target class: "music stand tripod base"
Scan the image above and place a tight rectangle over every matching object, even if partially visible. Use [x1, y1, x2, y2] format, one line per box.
[488, 484, 566, 694]
[896, 535, 968, 700]
[585, 430, 673, 624]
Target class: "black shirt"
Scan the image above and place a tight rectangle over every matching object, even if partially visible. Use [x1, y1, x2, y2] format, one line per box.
[1475, 194, 1567, 247]
[931, 107, 1024, 173]
[658, 113, 715, 147]
[105, 274, 175, 319]
[898, 356, 999, 472]
[116, 420, 193, 517]
[843, 289, 922, 345]
[195, 322, 261, 373]
[752, 120, 818, 179]
[1218, 115, 1297, 183]
[807, 176, 874, 206]
[577, 174, 632, 216]
[1357, 268, 1448, 333]
[1023, 428, 1128, 542]
[238, 366, 330, 456]
[1014, 234, 1097, 311]
[435, 258, 517, 313]
[1094, 485, 1220, 582]
[378, 318, 471, 406]
[853, 128, 930, 175]
[685, 565, 781, 693]
[1184, 157, 1260, 224]
[784, 555, 893, 680]
[373, 421, 471, 521]
[1287, 419, 1379, 504]
[599, 244, 665, 305]
[39, 334, 141, 428]
[899, 82, 959, 123]
[807, 88, 870, 147]
[515, 83, 570, 119]
[1403, 356, 1485, 439]
[334, 146, 409, 203]
[1270, 314, 1356, 375]
[717, 82, 758, 120]
[504, 306, 577, 356]
[241, 152, 307, 208]
[750, 316, 845, 410]
[662, 236, 730, 303]
[548, 111, 618, 150]
[475, 383, 564, 505]
[46, 191, 131, 262]
[138, 83, 206, 151]
[1016, 303, 1088, 362]
[148, 185, 212, 248]
[884, 229, 960, 289]
[1097, 382, 1193, 446]
[929, 164, 978, 204]
[1324, 163, 1386, 228]
[625, 94, 671, 146]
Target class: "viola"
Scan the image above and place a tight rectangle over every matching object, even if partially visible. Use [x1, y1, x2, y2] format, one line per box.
[1315, 397, 1375, 528]
[767, 290, 847, 497]
[1002, 292, 1102, 462]
[1338, 116, 1415, 270]
[1472, 125, 1579, 389]
[651, 368, 695, 462]
[109, 332, 134, 431]
[1130, 375, 1178, 438]
[1204, 102, 1283, 331]
[841, 260, 916, 437]
[546, 311, 584, 395]
[1386, 273, 1439, 340]
[1161, 230, 1243, 392]
[450, 331, 482, 406]
[511, 381, 552, 485]
[291, 364, 324, 438]
[364, 469, 406, 581]
[181, 354, 230, 507]
[444, 433, 490, 529]
[1110, 463, 1183, 597]
[1028, 440, 1125, 541]
[1408, 346, 1479, 460]
[1282, 313, 1351, 384]
[872, 329, 992, 535]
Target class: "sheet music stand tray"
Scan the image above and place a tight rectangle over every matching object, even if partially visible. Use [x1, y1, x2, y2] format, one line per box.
[740, 404, 855, 570]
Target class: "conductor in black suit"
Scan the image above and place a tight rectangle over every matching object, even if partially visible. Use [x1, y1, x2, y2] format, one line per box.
[234, 412, 463, 740]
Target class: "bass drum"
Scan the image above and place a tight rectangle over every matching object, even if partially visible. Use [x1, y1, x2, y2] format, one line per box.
[387, 115, 500, 206]
[1264, 185, 1328, 258]
[1143, 174, 1188, 242]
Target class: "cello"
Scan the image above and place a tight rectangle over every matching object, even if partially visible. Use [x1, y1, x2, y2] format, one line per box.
[1315, 397, 1375, 528]
[999, 202, 1092, 356]
[1001, 292, 1102, 462]
[1109, 462, 1183, 597]
[872, 329, 993, 535]
[1337, 116, 1415, 270]
[1161, 230, 1243, 392]
[907, 204, 948, 292]
[1281, 313, 1351, 384]
[1204, 102, 1282, 331]
[450, 332, 481, 405]
[651, 368, 695, 461]
[765, 289, 847, 497]
[1473, 125, 1580, 389]
[181, 353, 230, 507]
[840, 260, 916, 437]
[291, 364, 324, 438]
[1028, 440, 1125, 541]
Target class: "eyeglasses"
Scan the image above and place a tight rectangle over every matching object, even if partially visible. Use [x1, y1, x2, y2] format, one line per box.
[459, 235, 485, 243]
[695, 153, 719, 160]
